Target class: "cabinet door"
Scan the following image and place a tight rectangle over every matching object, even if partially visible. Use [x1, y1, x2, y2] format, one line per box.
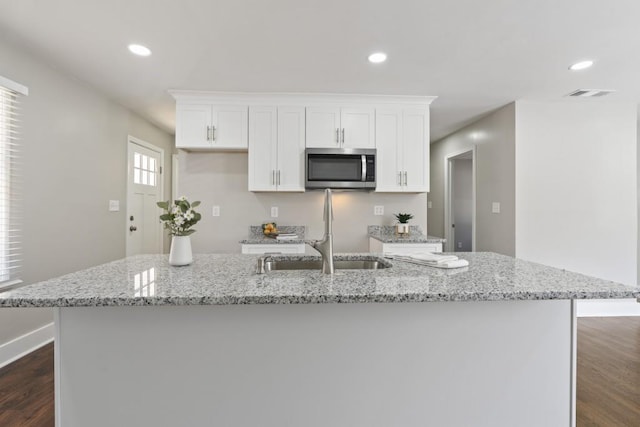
[374, 109, 403, 192]
[175, 104, 212, 149]
[341, 108, 375, 148]
[305, 107, 341, 148]
[276, 107, 306, 192]
[211, 105, 248, 149]
[248, 107, 277, 191]
[402, 109, 429, 192]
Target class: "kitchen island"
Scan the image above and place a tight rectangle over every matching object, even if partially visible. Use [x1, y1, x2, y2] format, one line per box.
[1, 252, 638, 427]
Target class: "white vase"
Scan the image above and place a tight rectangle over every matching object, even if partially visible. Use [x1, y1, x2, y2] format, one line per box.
[169, 235, 193, 266]
[396, 224, 410, 235]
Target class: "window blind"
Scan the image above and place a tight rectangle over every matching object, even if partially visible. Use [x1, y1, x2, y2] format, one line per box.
[0, 83, 23, 289]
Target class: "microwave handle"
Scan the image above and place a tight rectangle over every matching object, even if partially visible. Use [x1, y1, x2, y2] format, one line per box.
[361, 155, 367, 182]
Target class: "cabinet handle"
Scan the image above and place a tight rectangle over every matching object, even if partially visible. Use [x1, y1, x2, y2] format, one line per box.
[336, 128, 340, 144]
[398, 172, 402, 185]
[404, 171, 408, 186]
[206, 126, 211, 141]
[277, 170, 281, 185]
[271, 170, 275, 185]
[341, 128, 345, 145]
[211, 125, 216, 141]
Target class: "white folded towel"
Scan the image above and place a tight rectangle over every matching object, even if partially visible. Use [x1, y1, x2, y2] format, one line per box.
[407, 252, 459, 264]
[389, 253, 469, 269]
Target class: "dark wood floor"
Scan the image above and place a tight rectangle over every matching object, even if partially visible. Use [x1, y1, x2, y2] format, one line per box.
[0, 319, 639, 426]
[577, 317, 640, 426]
[0, 342, 54, 427]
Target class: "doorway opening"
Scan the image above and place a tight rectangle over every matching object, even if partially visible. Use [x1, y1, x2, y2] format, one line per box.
[444, 148, 476, 252]
[126, 136, 164, 256]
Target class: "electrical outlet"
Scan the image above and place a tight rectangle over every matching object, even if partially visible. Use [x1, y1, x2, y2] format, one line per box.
[428, 201, 432, 209]
[458, 242, 462, 248]
[212, 206, 220, 217]
[492, 202, 501, 214]
[374, 205, 384, 216]
[108, 200, 120, 212]
[271, 206, 279, 218]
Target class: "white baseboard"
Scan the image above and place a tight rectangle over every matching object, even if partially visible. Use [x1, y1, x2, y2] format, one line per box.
[577, 299, 640, 317]
[0, 322, 54, 369]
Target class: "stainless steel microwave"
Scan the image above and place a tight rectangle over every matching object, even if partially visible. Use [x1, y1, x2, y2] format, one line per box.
[305, 148, 376, 190]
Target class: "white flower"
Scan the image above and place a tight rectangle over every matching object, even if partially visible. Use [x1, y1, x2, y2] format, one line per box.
[180, 196, 187, 201]
[174, 216, 185, 226]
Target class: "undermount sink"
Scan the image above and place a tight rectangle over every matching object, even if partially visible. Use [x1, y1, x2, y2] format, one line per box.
[263, 258, 390, 272]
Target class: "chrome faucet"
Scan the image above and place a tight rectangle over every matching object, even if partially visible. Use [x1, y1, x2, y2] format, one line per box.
[308, 188, 335, 274]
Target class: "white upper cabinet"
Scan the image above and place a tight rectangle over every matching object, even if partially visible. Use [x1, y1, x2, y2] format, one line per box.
[402, 109, 429, 192]
[276, 107, 305, 191]
[305, 107, 341, 148]
[375, 109, 403, 192]
[248, 106, 305, 192]
[306, 107, 374, 148]
[171, 92, 435, 192]
[340, 108, 375, 148]
[375, 108, 429, 193]
[175, 104, 248, 150]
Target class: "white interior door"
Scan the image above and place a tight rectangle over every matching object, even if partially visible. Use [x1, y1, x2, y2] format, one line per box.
[127, 138, 164, 256]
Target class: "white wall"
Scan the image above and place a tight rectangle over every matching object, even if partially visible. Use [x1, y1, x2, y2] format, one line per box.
[452, 159, 473, 251]
[515, 100, 638, 316]
[429, 103, 516, 255]
[178, 151, 428, 253]
[0, 34, 174, 349]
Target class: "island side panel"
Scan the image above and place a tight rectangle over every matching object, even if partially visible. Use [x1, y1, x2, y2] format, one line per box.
[56, 301, 573, 427]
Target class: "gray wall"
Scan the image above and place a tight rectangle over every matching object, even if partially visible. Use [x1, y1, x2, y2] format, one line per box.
[429, 103, 516, 256]
[0, 34, 174, 345]
[452, 159, 473, 251]
[178, 151, 428, 253]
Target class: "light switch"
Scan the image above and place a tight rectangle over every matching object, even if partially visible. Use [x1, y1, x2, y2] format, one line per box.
[109, 200, 120, 212]
[492, 202, 501, 214]
[374, 206, 384, 216]
[212, 206, 220, 217]
[271, 207, 279, 218]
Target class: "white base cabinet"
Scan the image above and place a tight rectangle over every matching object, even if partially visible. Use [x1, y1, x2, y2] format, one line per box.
[369, 238, 442, 254]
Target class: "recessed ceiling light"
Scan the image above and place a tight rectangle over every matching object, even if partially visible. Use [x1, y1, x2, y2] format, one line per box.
[128, 44, 152, 57]
[368, 52, 387, 64]
[569, 60, 593, 71]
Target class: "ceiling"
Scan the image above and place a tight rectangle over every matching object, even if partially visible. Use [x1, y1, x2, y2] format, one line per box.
[1, 0, 639, 141]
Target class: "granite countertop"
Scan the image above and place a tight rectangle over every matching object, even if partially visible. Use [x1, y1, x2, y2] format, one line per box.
[1, 252, 638, 307]
[240, 225, 306, 244]
[368, 225, 446, 244]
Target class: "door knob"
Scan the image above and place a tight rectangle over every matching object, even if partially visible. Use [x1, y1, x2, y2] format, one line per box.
[130, 226, 138, 232]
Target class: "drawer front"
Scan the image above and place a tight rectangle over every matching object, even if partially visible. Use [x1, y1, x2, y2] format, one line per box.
[381, 243, 442, 255]
[241, 244, 305, 254]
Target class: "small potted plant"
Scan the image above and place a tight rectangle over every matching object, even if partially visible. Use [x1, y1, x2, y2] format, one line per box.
[157, 197, 201, 266]
[394, 213, 413, 235]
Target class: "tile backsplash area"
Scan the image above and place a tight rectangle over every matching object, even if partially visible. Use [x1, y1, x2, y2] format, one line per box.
[178, 151, 428, 253]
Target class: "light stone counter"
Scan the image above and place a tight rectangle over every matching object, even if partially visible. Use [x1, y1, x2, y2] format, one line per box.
[368, 225, 446, 244]
[12, 251, 639, 426]
[1, 252, 637, 307]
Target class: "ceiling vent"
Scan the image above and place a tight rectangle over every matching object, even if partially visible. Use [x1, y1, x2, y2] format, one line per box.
[566, 89, 615, 98]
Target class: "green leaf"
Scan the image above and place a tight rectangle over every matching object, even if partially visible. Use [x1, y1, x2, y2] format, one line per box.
[191, 201, 201, 208]
[157, 201, 168, 209]
[182, 229, 196, 236]
[194, 213, 202, 221]
[159, 214, 172, 221]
